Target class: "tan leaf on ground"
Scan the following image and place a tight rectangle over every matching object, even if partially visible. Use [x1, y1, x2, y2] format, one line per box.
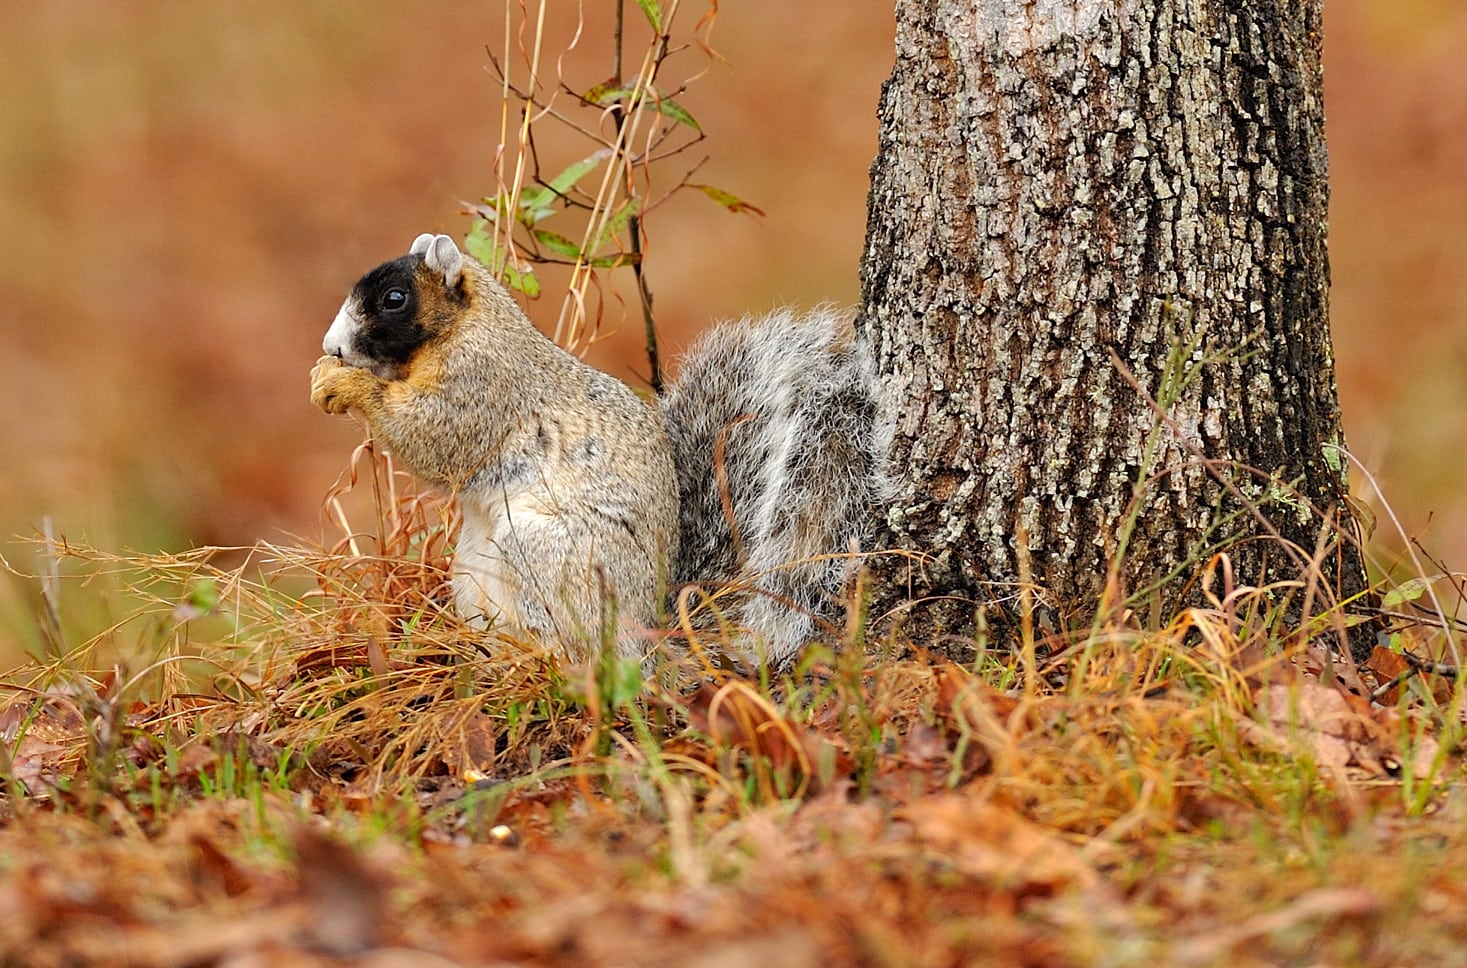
[293, 825, 390, 956]
[441, 708, 498, 778]
[1170, 887, 1380, 965]
[1247, 681, 1442, 779]
[0, 697, 88, 795]
[898, 793, 1099, 894]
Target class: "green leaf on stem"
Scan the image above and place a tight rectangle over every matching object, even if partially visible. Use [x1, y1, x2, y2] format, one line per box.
[596, 197, 643, 246]
[531, 228, 583, 260]
[634, 0, 663, 34]
[464, 220, 541, 298]
[463, 219, 497, 265]
[548, 149, 612, 195]
[514, 150, 613, 226]
[501, 262, 541, 298]
[1381, 577, 1433, 610]
[689, 183, 766, 217]
[581, 84, 700, 131]
[652, 94, 700, 131]
[515, 186, 554, 224]
[582, 81, 626, 108]
[587, 252, 641, 269]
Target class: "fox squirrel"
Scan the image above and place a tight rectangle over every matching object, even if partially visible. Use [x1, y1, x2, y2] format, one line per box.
[310, 234, 886, 668]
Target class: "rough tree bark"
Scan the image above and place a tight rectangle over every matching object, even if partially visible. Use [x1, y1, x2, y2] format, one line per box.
[857, 0, 1370, 653]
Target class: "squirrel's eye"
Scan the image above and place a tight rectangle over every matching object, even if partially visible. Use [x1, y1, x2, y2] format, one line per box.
[381, 288, 408, 312]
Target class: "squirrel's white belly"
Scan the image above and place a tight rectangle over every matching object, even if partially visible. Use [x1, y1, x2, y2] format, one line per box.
[451, 486, 561, 638]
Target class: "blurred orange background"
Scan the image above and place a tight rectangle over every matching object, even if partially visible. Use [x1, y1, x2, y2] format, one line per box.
[2, 2, 1464, 649]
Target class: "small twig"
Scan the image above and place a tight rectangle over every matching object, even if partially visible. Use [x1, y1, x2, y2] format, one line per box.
[610, 0, 661, 390]
[618, 155, 710, 218]
[1396, 650, 1460, 677]
[1344, 453, 1460, 668]
[643, 133, 709, 166]
[1379, 608, 1467, 635]
[1370, 646, 1461, 703]
[1408, 536, 1467, 622]
[629, 213, 662, 393]
[614, 0, 624, 82]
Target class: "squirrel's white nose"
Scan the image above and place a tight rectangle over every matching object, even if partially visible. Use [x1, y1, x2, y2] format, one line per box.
[322, 301, 356, 358]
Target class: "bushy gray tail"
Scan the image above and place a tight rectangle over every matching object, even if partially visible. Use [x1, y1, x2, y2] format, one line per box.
[660, 308, 889, 667]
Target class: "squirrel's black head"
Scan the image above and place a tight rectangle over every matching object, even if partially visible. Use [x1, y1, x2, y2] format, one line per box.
[322, 234, 469, 381]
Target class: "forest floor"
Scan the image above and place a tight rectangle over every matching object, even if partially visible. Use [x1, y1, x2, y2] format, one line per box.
[3, 461, 1466, 967]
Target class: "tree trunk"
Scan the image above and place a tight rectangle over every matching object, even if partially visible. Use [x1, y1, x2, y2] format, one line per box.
[857, 0, 1370, 654]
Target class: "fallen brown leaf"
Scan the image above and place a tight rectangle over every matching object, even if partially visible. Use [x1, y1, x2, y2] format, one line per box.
[898, 793, 1100, 895]
[684, 680, 838, 798]
[1171, 887, 1380, 964]
[1247, 681, 1443, 779]
[442, 708, 498, 778]
[293, 825, 390, 956]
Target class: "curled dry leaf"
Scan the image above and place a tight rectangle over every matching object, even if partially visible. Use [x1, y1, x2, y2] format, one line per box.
[684, 681, 841, 796]
[443, 708, 498, 779]
[927, 663, 1022, 779]
[933, 663, 1019, 724]
[1246, 681, 1441, 780]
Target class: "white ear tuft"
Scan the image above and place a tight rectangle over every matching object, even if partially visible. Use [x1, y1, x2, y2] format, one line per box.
[409, 233, 436, 256]
[424, 234, 464, 289]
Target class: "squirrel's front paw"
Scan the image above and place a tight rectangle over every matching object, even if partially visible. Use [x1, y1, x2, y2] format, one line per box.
[310, 355, 353, 415]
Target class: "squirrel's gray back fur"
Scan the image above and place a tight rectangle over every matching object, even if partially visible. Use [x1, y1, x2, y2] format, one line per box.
[661, 308, 889, 668]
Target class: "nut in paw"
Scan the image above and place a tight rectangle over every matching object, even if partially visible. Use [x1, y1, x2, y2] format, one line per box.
[310, 356, 353, 414]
